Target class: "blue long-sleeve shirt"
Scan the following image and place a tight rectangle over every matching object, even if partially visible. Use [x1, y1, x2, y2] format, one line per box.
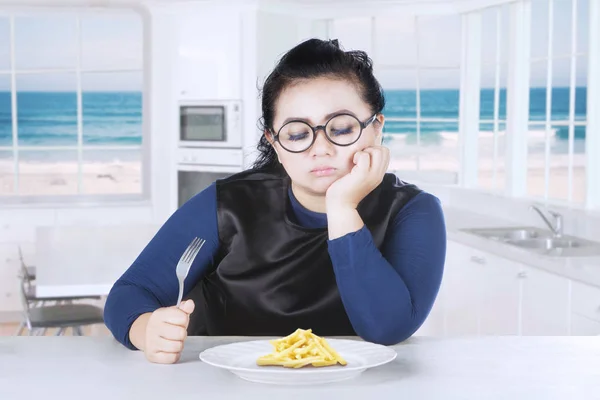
[104, 182, 446, 349]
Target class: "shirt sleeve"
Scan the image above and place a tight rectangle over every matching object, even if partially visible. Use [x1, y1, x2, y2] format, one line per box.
[327, 191, 446, 345]
[103, 183, 220, 350]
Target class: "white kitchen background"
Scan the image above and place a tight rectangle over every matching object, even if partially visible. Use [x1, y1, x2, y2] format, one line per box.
[0, 0, 599, 337]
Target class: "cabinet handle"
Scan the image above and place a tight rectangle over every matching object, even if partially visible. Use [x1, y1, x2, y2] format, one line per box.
[517, 271, 528, 279]
[470, 256, 486, 265]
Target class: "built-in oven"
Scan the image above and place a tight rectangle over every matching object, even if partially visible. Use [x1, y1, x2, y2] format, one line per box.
[179, 99, 242, 148]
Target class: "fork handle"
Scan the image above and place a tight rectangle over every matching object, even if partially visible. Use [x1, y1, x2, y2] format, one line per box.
[176, 278, 184, 307]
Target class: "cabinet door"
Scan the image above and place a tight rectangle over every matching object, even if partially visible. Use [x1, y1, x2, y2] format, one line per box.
[571, 314, 600, 335]
[442, 241, 481, 336]
[479, 253, 522, 335]
[521, 266, 570, 335]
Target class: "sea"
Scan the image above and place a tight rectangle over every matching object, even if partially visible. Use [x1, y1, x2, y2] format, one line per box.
[0, 88, 587, 161]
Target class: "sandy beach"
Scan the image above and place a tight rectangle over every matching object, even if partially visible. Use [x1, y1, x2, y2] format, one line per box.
[0, 159, 141, 196]
[0, 129, 587, 205]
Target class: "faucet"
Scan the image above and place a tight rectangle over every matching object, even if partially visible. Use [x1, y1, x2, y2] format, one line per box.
[530, 204, 563, 237]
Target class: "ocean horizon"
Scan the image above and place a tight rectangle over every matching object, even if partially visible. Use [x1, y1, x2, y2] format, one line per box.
[0, 88, 587, 157]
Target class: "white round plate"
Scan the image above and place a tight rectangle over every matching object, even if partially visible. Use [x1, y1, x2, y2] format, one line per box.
[199, 338, 397, 385]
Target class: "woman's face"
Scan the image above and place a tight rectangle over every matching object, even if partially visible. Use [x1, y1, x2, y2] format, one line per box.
[268, 77, 385, 196]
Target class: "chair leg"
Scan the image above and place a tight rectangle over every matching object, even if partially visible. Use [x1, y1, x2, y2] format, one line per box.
[14, 322, 26, 336]
[55, 327, 65, 336]
[73, 326, 83, 336]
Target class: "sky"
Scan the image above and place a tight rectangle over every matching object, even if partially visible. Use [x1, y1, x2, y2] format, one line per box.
[0, 0, 589, 91]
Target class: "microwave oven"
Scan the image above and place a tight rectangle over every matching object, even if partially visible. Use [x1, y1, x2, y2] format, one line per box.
[179, 99, 242, 148]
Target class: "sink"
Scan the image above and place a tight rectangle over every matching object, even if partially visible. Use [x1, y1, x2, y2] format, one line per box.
[505, 237, 582, 249]
[460, 226, 600, 257]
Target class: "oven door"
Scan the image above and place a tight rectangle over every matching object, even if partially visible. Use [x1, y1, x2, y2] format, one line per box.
[177, 164, 240, 208]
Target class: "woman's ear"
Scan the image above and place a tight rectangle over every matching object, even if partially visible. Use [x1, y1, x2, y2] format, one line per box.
[375, 114, 385, 145]
[265, 130, 282, 163]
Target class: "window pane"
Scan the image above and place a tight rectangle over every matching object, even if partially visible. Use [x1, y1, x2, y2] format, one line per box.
[478, 122, 507, 192]
[418, 121, 459, 174]
[82, 149, 141, 194]
[531, 0, 550, 60]
[0, 151, 14, 195]
[553, 0, 574, 57]
[481, 5, 510, 66]
[18, 150, 78, 195]
[82, 72, 142, 145]
[15, 15, 77, 69]
[575, 56, 587, 122]
[417, 15, 461, 68]
[529, 61, 550, 122]
[0, 18, 9, 70]
[81, 13, 143, 70]
[578, 0, 589, 54]
[420, 69, 460, 119]
[481, 50, 508, 121]
[373, 15, 417, 67]
[527, 123, 586, 204]
[0, 75, 11, 146]
[386, 121, 418, 171]
[17, 73, 77, 146]
[332, 18, 372, 54]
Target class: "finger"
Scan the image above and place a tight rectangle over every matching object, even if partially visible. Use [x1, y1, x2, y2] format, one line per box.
[352, 151, 371, 174]
[147, 351, 180, 364]
[163, 308, 190, 327]
[159, 323, 188, 341]
[157, 337, 184, 354]
[363, 147, 382, 170]
[363, 146, 389, 175]
[178, 299, 195, 315]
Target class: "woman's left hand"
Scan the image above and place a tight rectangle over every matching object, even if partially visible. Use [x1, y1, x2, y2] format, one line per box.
[326, 146, 390, 211]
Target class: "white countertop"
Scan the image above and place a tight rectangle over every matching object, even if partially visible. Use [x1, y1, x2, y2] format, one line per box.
[444, 206, 600, 287]
[0, 336, 598, 399]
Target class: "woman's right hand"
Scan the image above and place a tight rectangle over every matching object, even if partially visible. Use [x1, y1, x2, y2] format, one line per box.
[134, 299, 195, 364]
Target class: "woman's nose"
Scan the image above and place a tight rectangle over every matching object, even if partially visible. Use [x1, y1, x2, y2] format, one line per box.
[309, 128, 335, 156]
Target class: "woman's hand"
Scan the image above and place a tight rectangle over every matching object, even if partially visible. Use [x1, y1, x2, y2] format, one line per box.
[326, 146, 390, 211]
[130, 299, 195, 364]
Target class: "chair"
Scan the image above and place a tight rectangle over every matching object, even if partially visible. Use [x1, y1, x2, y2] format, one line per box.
[17, 272, 105, 336]
[15, 246, 104, 336]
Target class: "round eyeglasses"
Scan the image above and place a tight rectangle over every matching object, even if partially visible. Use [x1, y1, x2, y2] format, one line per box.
[271, 113, 378, 153]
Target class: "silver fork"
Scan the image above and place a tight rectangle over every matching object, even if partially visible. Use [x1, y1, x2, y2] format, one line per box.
[175, 237, 206, 307]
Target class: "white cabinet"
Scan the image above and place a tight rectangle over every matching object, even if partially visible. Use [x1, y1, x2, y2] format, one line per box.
[520, 266, 570, 335]
[412, 239, 600, 338]
[478, 253, 522, 335]
[570, 281, 600, 335]
[440, 241, 523, 336]
[441, 241, 481, 336]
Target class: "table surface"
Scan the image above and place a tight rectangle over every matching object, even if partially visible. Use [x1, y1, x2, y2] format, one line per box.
[1, 335, 599, 399]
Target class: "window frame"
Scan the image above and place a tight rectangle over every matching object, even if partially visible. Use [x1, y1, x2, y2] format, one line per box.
[0, 9, 148, 205]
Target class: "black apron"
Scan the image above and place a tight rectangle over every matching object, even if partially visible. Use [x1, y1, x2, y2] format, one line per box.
[185, 166, 421, 336]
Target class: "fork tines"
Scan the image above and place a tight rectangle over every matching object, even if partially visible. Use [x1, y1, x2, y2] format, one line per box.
[183, 237, 206, 263]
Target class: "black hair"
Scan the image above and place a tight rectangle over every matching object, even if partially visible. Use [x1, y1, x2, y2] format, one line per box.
[252, 38, 386, 170]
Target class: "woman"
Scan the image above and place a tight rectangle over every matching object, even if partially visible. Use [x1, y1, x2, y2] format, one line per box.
[104, 38, 446, 364]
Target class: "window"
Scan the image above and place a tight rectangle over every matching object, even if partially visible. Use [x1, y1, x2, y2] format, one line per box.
[0, 11, 144, 201]
[478, 4, 510, 193]
[332, 14, 462, 184]
[527, 0, 588, 205]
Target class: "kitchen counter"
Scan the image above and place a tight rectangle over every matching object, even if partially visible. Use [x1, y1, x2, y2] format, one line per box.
[0, 336, 598, 399]
[444, 206, 600, 288]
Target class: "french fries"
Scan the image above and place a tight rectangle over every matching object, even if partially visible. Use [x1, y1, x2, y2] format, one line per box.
[256, 328, 347, 368]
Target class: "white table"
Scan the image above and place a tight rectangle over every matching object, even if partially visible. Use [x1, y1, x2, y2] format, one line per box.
[1, 336, 598, 399]
[34, 224, 160, 298]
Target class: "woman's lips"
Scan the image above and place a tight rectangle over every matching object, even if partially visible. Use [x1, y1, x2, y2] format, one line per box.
[311, 167, 336, 177]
